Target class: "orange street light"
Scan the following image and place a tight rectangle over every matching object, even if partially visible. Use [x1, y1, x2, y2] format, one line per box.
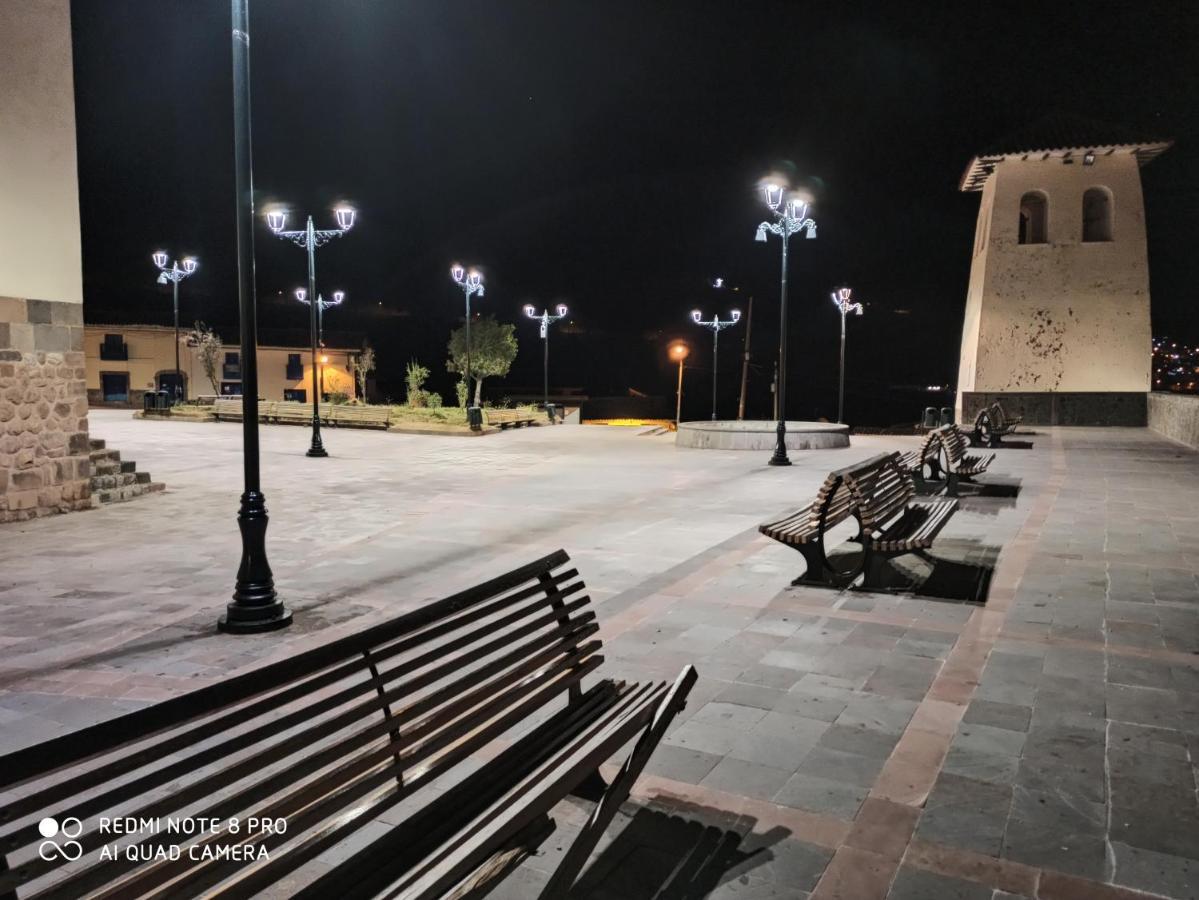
[669, 342, 690, 428]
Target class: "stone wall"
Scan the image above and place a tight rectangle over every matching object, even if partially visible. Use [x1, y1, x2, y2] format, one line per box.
[0, 297, 91, 522]
[961, 391, 1147, 427]
[1148, 392, 1199, 451]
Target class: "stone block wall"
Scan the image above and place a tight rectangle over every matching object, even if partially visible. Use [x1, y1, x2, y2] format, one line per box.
[961, 391, 1147, 427]
[1148, 392, 1199, 451]
[0, 296, 91, 522]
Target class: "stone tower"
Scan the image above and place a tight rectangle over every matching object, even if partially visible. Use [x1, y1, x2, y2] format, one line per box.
[955, 116, 1171, 425]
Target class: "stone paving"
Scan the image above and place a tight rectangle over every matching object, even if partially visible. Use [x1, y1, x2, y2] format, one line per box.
[2, 411, 1198, 898]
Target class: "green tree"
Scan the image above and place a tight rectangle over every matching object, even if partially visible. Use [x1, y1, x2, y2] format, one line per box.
[446, 316, 518, 406]
[186, 321, 222, 395]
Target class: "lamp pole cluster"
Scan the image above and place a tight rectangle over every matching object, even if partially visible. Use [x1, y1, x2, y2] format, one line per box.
[690, 309, 741, 420]
[451, 266, 485, 402]
[296, 289, 346, 398]
[831, 287, 864, 423]
[267, 207, 356, 457]
[523, 304, 568, 409]
[756, 184, 817, 466]
[151, 251, 198, 403]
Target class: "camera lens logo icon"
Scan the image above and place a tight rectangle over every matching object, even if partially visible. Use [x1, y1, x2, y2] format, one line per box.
[38, 817, 83, 861]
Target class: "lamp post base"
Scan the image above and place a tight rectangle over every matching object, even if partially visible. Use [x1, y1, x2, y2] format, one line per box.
[306, 430, 328, 457]
[222, 491, 292, 633]
[768, 421, 792, 466]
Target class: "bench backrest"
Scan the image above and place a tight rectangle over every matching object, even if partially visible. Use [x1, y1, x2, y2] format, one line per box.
[930, 423, 969, 469]
[332, 405, 390, 426]
[0, 551, 596, 899]
[989, 401, 1007, 429]
[799, 469, 857, 533]
[487, 409, 529, 424]
[839, 452, 914, 531]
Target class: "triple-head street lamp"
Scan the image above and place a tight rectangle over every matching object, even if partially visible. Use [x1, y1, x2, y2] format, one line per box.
[690, 309, 741, 420]
[267, 206, 356, 457]
[451, 265, 484, 401]
[296, 289, 345, 399]
[830, 287, 864, 424]
[756, 182, 817, 466]
[523, 303, 568, 409]
[152, 251, 198, 403]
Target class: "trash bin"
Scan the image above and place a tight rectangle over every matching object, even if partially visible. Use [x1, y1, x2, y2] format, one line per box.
[939, 407, 954, 426]
[467, 406, 483, 430]
[922, 407, 939, 429]
[545, 403, 558, 423]
[156, 389, 171, 410]
[143, 392, 157, 412]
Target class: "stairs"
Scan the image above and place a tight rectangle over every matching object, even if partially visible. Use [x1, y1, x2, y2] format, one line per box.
[88, 438, 165, 507]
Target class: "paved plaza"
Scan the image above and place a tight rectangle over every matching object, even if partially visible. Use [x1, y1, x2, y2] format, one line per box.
[2, 411, 1198, 899]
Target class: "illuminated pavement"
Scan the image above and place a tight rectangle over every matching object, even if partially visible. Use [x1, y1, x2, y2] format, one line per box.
[2, 411, 1198, 898]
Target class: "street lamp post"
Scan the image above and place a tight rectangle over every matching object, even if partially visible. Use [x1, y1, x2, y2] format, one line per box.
[830, 287, 864, 424]
[222, 0, 290, 633]
[756, 183, 817, 466]
[267, 207, 356, 457]
[152, 251, 198, 403]
[296, 289, 345, 399]
[523, 303, 568, 409]
[669, 341, 689, 428]
[690, 309, 741, 420]
[451, 266, 484, 404]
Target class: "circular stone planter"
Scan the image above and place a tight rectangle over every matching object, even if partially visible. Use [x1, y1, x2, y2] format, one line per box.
[675, 420, 850, 451]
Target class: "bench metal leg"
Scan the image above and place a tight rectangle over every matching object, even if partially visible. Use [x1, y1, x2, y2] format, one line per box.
[538, 666, 699, 899]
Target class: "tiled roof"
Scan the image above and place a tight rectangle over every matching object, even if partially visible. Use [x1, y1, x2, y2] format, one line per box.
[960, 114, 1173, 192]
[980, 113, 1171, 156]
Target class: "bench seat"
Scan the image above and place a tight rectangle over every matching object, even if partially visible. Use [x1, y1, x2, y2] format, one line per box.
[0, 551, 695, 900]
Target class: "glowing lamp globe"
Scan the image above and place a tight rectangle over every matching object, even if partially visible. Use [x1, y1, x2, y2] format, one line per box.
[182, 257, 198, 274]
[763, 184, 784, 211]
[730, 309, 742, 323]
[331, 291, 345, 305]
[266, 210, 287, 232]
[690, 310, 702, 323]
[451, 265, 465, 283]
[334, 206, 356, 230]
[556, 304, 568, 317]
[669, 342, 689, 361]
[295, 288, 307, 302]
[523, 305, 536, 318]
[152, 251, 169, 269]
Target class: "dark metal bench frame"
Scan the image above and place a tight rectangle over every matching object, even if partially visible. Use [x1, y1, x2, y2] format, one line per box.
[760, 452, 959, 591]
[925, 424, 996, 496]
[973, 401, 1022, 447]
[0, 551, 696, 900]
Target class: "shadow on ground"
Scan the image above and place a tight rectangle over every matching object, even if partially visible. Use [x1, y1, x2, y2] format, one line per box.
[567, 802, 786, 899]
[869, 537, 1000, 603]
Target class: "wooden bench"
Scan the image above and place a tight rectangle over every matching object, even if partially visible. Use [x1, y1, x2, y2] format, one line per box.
[486, 409, 538, 430]
[760, 452, 958, 590]
[926, 424, 996, 496]
[330, 404, 391, 429]
[270, 401, 332, 427]
[212, 398, 274, 422]
[0, 551, 695, 900]
[973, 400, 1022, 447]
[897, 429, 942, 492]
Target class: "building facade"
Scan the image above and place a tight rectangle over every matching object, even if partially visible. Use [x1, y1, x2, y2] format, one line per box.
[955, 117, 1171, 425]
[84, 325, 359, 407]
[0, 1, 92, 522]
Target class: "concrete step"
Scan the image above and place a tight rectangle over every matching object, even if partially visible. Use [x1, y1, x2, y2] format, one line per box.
[88, 448, 120, 463]
[88, 438, 106, 451]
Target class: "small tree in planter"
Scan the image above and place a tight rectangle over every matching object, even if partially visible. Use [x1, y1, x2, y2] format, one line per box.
[186, 321, 222, 395]
[446, 315, 518, 406]
[351, 346, 376, 403]
[405, 360, 431, 407]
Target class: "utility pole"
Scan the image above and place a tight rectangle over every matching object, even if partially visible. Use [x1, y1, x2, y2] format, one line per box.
[737, 294, 753, 420]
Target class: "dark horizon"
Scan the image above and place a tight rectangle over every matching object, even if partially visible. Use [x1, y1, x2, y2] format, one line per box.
[71, 1, 1199, 423]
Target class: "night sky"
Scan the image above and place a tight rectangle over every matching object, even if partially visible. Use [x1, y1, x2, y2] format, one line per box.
[71, 1, 1199, 423]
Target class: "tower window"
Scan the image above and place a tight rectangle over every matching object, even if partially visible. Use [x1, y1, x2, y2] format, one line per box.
[1018, 191, 1048, 245]
[1082, 187, 1113, 242]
